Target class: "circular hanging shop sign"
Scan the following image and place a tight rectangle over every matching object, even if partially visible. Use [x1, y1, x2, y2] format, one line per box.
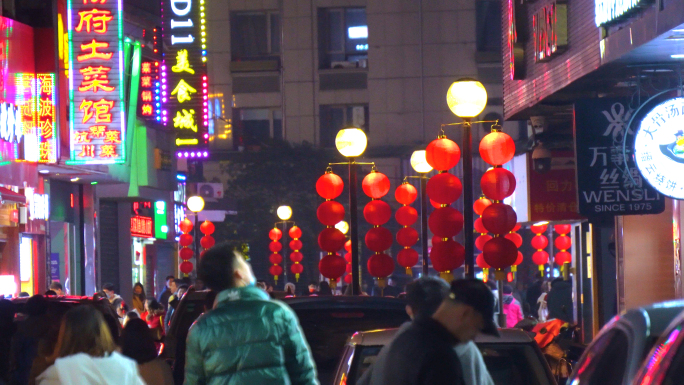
[634, 97, 684, 199]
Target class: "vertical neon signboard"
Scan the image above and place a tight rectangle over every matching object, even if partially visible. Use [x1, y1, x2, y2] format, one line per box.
[67, 0, 125, 165]
[162, 0, 209, 158]
[37, 74, 57, 162]
[139, 60, 159, 121]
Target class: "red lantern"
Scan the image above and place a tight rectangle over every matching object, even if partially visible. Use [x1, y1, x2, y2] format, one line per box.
[179, 218, 193, 233]
[397, 227, 419, 247]
[365, 227, 393, 252]
[430, 199, 442, 209]
[531, 235, 549, 250]
[200, 235, 215, 249]
[269, 253, 283, 264]
[344, 252, 352, 263]
[504, 232, 523, 248]
[474, 218, 488, 234]
[432, 235, 445, 245]
[476, 253, 490, 268]
[397, 249, 419, 273]
[316, 173, 344, 199]
[554, 224, 572, 235]
[473, 197, 492, 216]
[483, 237, 518, 269]
[532, 250, 549, 265]
[179, 233, 193, 247]
[180, 261, 193, 274]
[513, 223, 521, 232]
[395, 183, 418, 205]
[317, 201, 346, 226]
[346, 263, 353, 273]
[367, 253, 395, 278]
[555, 251, 572, 265]
[426, 137, 461, 170]
[291, 263, 304, 274]
[479, 131, 515, 165]
[428, 206, 464, 238]
[480, 168, 517, 200]
[426, 172, 462, 204]
[554, 235, 572, 251]
[364, 200, 392, 226]
[269, 228, 283, 241]
[289, 239, 303, 251]
[290, 251, 303, 263]
[344, 240, 352, 253]
[430, 239, 465, 272]
[531, 224, 548, 234]
[318, 228, 346, 252]
[514, 251, 523, 266]
[475, 234, 492, 251]
[481, 203, 517, 235]
[396, 206, 418, 226]
[319, 254, 346, 279]
[362, 171, 391, 199]
[179, 247, 194, 261]
[344, 275, 353, 284]
[199, 220, 215, 235]
[269, 265, 283, 276]
[289, 226, 302, 239]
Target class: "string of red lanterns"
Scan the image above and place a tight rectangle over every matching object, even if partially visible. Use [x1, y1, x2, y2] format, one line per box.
[474, 196, 492, 281]
[344, 240, 353, 284]
[316, 170, 347, 289]
[199, 220, 215, 254]
[505, 224, 523, 277]
[554, 224, 572, 275]
[178, 218, 194, 275]
[268, 227, 283, 283]
[289, 226, 304, 282]
[363, 168, 395, 289]
[395, 181, 419, 276]
[531, 223, 550, 273]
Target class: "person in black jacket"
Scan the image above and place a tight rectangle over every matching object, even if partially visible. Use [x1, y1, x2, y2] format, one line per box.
[157, 276, 177, 310]
[371, 279, 499, 385]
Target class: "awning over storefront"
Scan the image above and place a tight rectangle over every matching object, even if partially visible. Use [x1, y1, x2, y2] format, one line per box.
[0, 187, 26, 204]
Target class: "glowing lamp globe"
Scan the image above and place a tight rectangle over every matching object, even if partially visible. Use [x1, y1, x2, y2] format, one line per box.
[446, 79, 488, 118]
[335, 128, 367, 157]
[410, 150, 433, 173]
[187, 196, 205, 213]
[277, 205, 292, 221]
[335, 220, 349, 235]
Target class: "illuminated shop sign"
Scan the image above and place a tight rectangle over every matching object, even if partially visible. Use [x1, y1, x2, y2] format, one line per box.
[131, 201, 154, 238]
[139, 60, 160, 121]
[0, 103, 22, 144]
[67, 0, 126, 165]
[508, 0, 525, 80]
[595, 0, 652, 27]
[37, 74, 57, 162]
[15, 73, 58, 163]
[634, 97, 684, 200]
[162, 0, 209, 156]
[154, 200, 168, 239]
[533, 0, 567, 63]
[25, 188, 49, 221]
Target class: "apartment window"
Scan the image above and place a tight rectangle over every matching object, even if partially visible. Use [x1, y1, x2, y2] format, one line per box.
[476, 1, 502, 53]
[232, 108, 282, 150]
[318, 8, 368, 69]
[319, 105, 368, 148]
[230, 11, 281, 61]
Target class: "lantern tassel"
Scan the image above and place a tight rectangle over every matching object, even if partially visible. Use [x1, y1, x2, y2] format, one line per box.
[295, 273, 300, 282]
[405, 267, 412, 275]
[439, 271, 453, 282]
[511, 265, 517, 272]
[274, 276, 278, 283]
[377, 277, 387, 289]
[538, 264, 545, 273]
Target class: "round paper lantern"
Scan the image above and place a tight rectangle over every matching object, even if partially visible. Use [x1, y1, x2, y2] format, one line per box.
[200, 235, 215, 249]
[269, 265, 283, 276]
[532, 250, 549, 265]
[514, 251, 523, 266]
[505, 232, 523, 248]
[555, 251, 572, 265]
[481, 203, 517, 234]
[426, 172, 462, 204]
[473, 198, 492, 216]
[316, 173, 344, 199]
[531, 235, 549, 250]
[290, 251, 303, 263]
[318, 228, 346, 252]
[179, 247, 194, 261]
[395, 206, 418, 226]
[432, 235, 445, 245]
[395, 183, 418, 205]
[179, 234, 193, 247]
[317, 201, 345, 226]
[531, 224, 548, 234]
[474, 218, 488, 234]
[346, 263, 353, 273]
[480, 168, 516, 200]
[397, 227, 419, 247]
[362, 171, 391, 199]
[180, 261, 193, 274]
[483, 237, 518, 269]
[344, 240, 352, 253]
[430, 199, 442, 209]
[426, 137, 461, 170]
[319, 254, 346, 279]
[364, 200, 392, 225]
[344, 275, 353, 284]
[554, 224, 572, 235]
[555, 235, 572, 251]
[291, 263, 304, 274]
[480, 131, 515, 165]
[269, 228, 283, 241]
[289, 226, 302, 239]
[179, 218, 193, 233]
[476, 253, 490, 268]
[344, 252, 352, 263]
[475, 234, 493, 251]
[397, 249, 419, 270]
[429, 206, 464, 238]
[269, 253, 283, 264]
[430, 239, 465, 272]
[199, 220, 215, 235]
[367, 253, 395, 278]
[290, 239, 303, 251]
[365, 227, 393, 252]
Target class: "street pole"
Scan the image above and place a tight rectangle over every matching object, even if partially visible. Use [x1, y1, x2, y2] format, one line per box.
[462, 120, 475, 279]
[420, 176, 429, 276]
[282, 221, 288, 287]
[349, 158, 361, 295]
[194, 213, 200, 275]
[498, 279, 506, 327]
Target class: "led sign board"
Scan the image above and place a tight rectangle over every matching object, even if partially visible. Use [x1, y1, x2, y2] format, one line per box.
[131, 215, 154, 238]
[595, 0, 652, 27]
[139, 60, 159, 121]
[67, 0, 125, 165]
[508, 0, 525, 79]
[154, 200, 168, 239]
[634, 97, 684, 200]
[533, 0, 567, 63]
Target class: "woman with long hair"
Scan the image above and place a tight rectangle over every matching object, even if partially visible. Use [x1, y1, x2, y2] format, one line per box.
[36, 306, 145, 385]
[131, 283, 146, 314]
[120, 319, 173, 385]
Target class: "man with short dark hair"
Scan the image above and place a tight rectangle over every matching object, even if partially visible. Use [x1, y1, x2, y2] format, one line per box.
[185, 243, 318, 385]
[102, 283, 123, 310]
[157, 276, 177, 310]
[48, 282, 63, 296]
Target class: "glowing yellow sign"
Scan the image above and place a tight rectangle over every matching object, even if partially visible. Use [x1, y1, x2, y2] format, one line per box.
[172, 49, 195, 74]
[173, 109, 198, 132]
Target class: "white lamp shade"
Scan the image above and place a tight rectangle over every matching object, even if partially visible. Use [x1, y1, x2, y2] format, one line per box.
[446, 79, 488, 118]
[335, 128, 368, 158]
[187, 196, 205, 213]
[410, 150, 433, 173]
[335, 220, 349, 234]
[277, 205, 292, 221]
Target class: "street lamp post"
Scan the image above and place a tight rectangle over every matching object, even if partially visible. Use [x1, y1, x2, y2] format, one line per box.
[335, 128, 368, 295]
[446, 78, 488, 279]
[277, 205, 293, 286]
[187, 195, 205, 268]
[410, 150, 433, 276]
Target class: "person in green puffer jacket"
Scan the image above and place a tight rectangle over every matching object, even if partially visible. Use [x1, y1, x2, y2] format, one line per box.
[184, 243, 319, 385]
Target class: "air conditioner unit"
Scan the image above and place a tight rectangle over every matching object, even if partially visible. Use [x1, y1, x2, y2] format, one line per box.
[331, 61, 358, 69]
[197, 183, 224, 199]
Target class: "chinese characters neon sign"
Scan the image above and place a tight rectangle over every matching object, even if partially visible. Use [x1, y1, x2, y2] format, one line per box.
[139, 60, 159, 120]
[131, 201, 154, 238]
[37, 74, 57, 162]
[67, 0, 125, 165]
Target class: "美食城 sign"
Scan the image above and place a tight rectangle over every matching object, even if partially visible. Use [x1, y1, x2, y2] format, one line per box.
[634, 97, 684, 200]
[67, 0, 125, 165]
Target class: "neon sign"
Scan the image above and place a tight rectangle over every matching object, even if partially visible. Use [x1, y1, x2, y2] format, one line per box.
[139, 60, 159, 120]
[595, 0, 652, 27]
[533, 0, 567, 63]
[508, 0, 525, 80]
[67, 0, 125, 165]
[131, 215, 154, 238]
[37, 74, 57, 162]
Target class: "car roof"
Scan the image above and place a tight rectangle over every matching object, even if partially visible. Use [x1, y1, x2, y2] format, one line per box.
[348, 327, 533, 346]
[615, 300, 684, 338]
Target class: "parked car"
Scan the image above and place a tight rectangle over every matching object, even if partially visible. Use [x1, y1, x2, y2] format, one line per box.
[333, 327, 557, 385]
[566, 300, 684, 385]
